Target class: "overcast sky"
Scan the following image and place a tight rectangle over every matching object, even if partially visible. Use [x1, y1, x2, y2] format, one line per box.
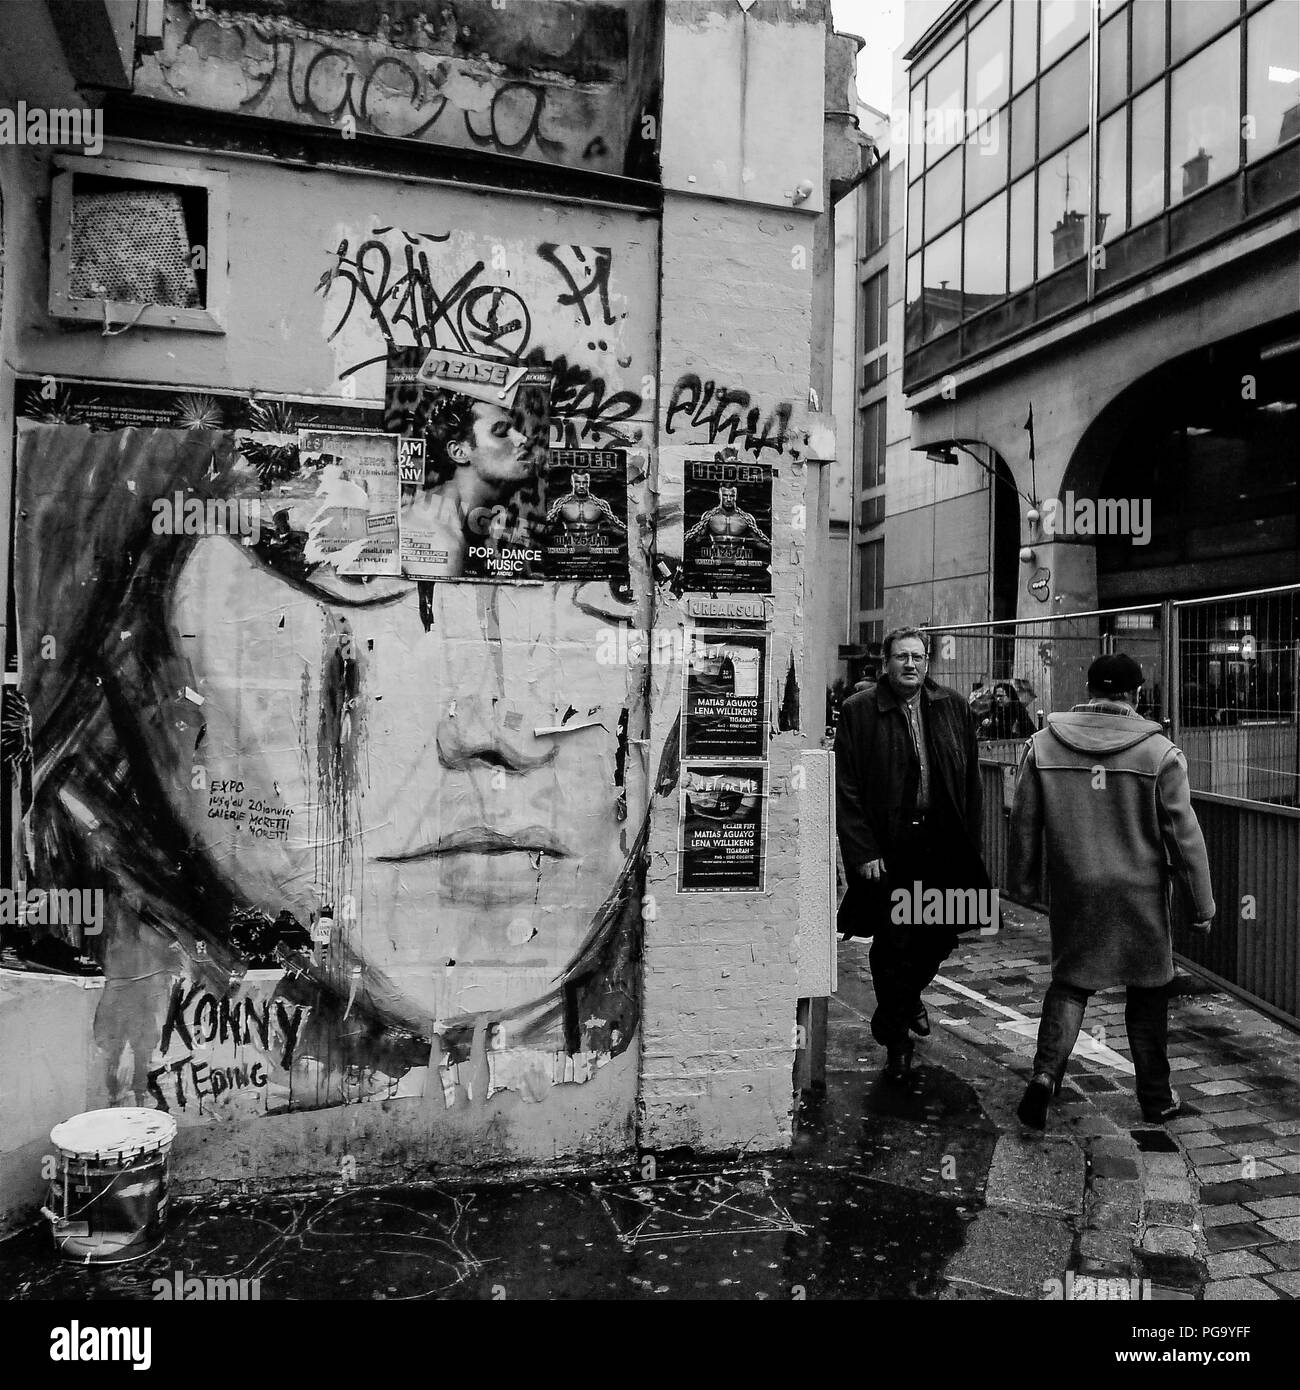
[831, 0, 907, 113]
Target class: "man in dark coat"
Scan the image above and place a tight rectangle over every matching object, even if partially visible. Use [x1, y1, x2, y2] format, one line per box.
[834, 627, 991, 1081]
[1008, 653, 1215, 1128]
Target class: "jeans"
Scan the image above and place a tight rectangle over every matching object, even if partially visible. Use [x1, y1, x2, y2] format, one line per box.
[1031, 980, 1174, 1114]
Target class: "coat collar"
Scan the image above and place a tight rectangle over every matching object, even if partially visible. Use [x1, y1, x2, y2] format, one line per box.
[875, 675, 939, 713]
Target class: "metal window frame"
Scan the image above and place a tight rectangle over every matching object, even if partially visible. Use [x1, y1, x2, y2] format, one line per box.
[49, 154, 229, 334]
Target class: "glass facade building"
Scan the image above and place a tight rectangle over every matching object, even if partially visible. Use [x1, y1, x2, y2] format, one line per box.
[903, 0, 1300, 388]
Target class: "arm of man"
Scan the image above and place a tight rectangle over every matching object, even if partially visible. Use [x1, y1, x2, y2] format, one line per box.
[1007, 737, 1042, 898]
[834, 702, 883, 875]
[1156, 748, 1216, 931]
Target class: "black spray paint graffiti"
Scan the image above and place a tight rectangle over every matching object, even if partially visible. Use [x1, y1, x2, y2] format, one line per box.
[321, 235, 645, 445]
[537, 244, 617, 328]
[665, 376, 793, 458]
[148, 981, 311, 1110]
[180, 17, 587, 161]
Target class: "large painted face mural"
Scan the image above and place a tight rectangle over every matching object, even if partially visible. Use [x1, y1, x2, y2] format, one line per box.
[8, 208, 661, 1132]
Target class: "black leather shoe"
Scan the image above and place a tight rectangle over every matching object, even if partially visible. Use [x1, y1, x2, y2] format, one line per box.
[1017, 1076, 1054, 1129]
[883, 1048, 914, 1083]
[908, 1003, 930, 1037]
[1140, 1088, 1183, 1124]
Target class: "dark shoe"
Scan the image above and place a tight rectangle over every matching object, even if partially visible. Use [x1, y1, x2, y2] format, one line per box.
[1140, 1088, 1183, 1124]
[1017, 1075, 1055, 1130]
[908, 1003, 930, 1037]
[883, 1048, 914, 1083]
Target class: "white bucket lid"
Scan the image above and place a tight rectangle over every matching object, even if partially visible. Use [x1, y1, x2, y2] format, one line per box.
[50, 1107, 178, 1163]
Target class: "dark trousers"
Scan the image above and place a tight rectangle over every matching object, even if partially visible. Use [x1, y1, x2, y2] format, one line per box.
[1031, 980, 1174, 1114]
[868, 817, 959, 1051]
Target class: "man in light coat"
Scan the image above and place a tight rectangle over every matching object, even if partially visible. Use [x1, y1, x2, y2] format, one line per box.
[1009, 654, 1215, 1128]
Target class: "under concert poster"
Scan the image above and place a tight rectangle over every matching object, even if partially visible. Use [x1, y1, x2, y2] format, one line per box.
[542, 447, 630, 583]
[681, 629, 770, 761]
[677, 763, 768, 894]
[385, 347, 551, 581]
[681, 458, 773, 594]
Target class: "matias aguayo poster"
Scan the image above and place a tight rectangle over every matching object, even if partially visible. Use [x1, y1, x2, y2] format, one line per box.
[677, 763, 767, 894]
[681, 629, 769, 761]
[681, 457, 773, 594]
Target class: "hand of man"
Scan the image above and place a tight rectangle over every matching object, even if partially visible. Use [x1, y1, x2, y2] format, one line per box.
[858, 858, 885, 881]
[1189, 919, 1213, 936]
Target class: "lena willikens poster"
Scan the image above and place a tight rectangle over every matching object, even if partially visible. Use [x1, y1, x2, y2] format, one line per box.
[677, 763, 767, 893]
[681, 629, 770, 761]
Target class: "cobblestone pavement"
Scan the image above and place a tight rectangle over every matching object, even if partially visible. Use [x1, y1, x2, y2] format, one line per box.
[877, 901, 1300, 1300]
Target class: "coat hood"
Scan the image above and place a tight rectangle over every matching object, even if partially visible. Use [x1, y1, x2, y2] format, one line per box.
[1044, 706, 1165, 755]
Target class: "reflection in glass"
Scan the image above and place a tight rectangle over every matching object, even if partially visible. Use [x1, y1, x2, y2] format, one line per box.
[1131, 79, 1167, 224]
[1131, 0, 1166, 93]
[964, 190, 1008, 306]
[927, 42, 965, 144]
[908, 177, 923, 253]
[906, 251, 922, 350]
[925, 147, 963, 239]
[1246, 0, 1300, 162]
[1098, 107, 1129, 243]
[1171, 0, 1240, 65]
[1039, 40, 1090, 157]
[969, 2, 1011, 113]
[1009, 174, 1034, 291]
[1170, 30, 1240, 202]
[911, 87, 928, 176]
[1010, 85, 1037, 178]
[1038, 133, 1089, 272]
[1100, 9, 1128, 114]
[922, 224, 962, 342]
[1013, 0, 1038, 93]
[965, 108, 1007, 211]
[1040, 0, 1090, 72]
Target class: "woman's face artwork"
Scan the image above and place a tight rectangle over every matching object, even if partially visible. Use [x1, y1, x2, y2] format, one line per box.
[164, 534, 634, 1032]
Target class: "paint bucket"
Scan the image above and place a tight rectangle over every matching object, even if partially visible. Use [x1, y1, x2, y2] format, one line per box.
[45, 1108, 177, 1264]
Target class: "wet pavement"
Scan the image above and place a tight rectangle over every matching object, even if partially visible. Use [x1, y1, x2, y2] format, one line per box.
[2, 903, 1298, 1302]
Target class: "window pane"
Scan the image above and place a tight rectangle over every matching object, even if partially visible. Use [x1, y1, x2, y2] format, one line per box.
[925, 147, 963, 238]
[1246, 0, 1300, 161]
[965, 107, 1007, 209]
[1131, 78, 1167, 222]
[922, 223, 962, 341]
[860, 403, 882, 491]
[908, 177, 923, 252]
[1038, 133, 1089, 274]
[910, 85, 927, 176]
[864, 272, 888, 353]
[1040, 0, 1090, 70]
[927, 42, 966, 160]
[1100, 8, 1129, 114]
[1098, 106, 1129, 240]
[965, 189, 1008, 305]
[1171, 0, 1241, 65]
[1131, 0, 1166, 91]
[1039, 40, 1090, 156]
[1013, 0, 1038, 92]
[1010, 84, 1037, 177]
[905, 252, 922, 349]
[1009, 173, 1035, 289]
[969, 2, 1011, 114]
[1170, 29, 1241, 201]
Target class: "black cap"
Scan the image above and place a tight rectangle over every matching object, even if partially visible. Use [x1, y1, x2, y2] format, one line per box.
[1087, 653, 1144, 697]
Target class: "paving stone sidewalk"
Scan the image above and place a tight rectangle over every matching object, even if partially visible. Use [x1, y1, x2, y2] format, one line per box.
[891, 901, 1300, 1300]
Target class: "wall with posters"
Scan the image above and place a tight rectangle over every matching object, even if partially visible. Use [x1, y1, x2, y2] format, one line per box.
[1, 0, 837, 1224]
[1, 124, 658, 1219]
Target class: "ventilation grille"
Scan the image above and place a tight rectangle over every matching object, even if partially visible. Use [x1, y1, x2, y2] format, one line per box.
[70, 188, 199, 308]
